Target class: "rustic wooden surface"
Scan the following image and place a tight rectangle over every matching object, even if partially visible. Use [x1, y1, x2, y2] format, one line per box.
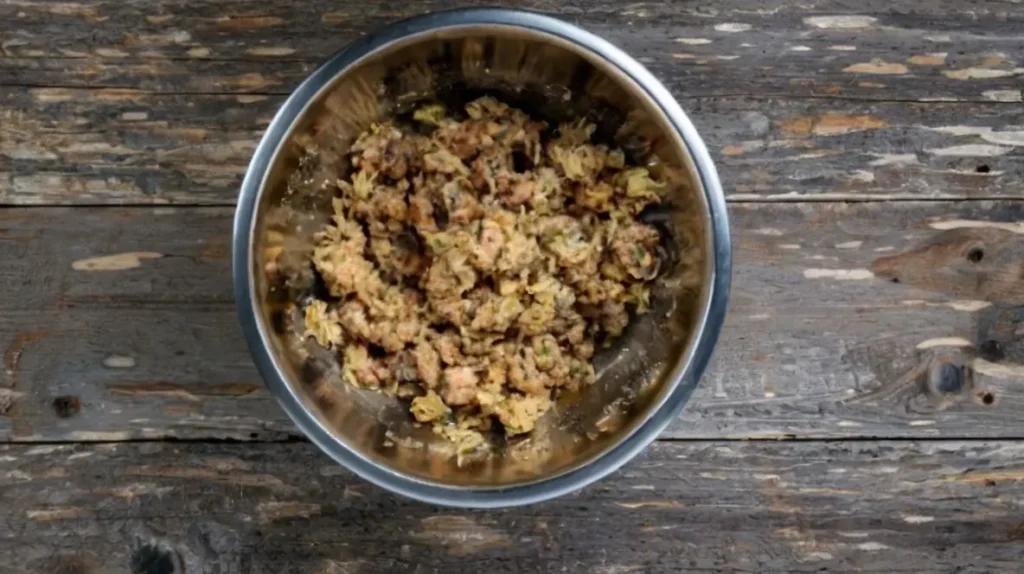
[2, 0, 1023, 571]
[3, 202, 1024, 442]
[1, 441, 1022, 573]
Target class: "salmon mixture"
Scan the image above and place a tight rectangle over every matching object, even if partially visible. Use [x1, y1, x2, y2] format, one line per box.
[303, 97, 666, 455]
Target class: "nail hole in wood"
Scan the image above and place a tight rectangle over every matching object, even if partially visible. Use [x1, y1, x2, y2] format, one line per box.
[52, 396, 81, 418]
[975, 164, 990, 173]
[979, 340, 1005, 362]
[130, 544, 175, 574]
[890, 277, 900, 284]
[982, 392, 995, 406]
[933, 362, 963, 394]
[966, 247, 984, 263]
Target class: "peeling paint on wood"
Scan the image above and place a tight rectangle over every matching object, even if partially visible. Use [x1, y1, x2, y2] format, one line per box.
[714, 23, 752, 32]
[102, 355, 137, 368]
[916, 337, 973, 350]
[777, 113, 888, 136]
[944, 68, 1024, 80]
[907, 53, 947, 66]
[843, 60, 910, 75]
[71, 252, 163, 271]
[803, 15, 877, 29]
[803, 268, 875, 280]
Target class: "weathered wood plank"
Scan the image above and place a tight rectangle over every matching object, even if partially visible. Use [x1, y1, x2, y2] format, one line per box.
[2, 202, 1022, 441]
[0, 440, 1021, 573]
[1, 0, 1023, 102]
[4, 91, 1023, 204]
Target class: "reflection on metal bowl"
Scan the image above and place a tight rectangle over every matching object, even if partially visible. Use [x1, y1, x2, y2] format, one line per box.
[233, 8, 730, 507]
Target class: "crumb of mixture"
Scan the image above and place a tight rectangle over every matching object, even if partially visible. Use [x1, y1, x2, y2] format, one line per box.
[302, 97, 667, 457]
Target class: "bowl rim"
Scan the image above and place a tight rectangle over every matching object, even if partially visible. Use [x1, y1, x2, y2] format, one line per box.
[233, 7, 731, 508]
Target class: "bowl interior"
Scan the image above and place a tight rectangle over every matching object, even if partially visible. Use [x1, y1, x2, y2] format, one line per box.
[249, 23, 712, 487]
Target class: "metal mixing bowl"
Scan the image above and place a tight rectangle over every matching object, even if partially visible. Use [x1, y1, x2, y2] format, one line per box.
[233, 8, 730, 507]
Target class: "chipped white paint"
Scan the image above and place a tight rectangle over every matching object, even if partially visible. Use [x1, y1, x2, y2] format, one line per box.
[72, 252, 163, 271]
[907, 53, 948, 66]
[631, 485, 655, 490]
[68, 431, 133, 441]
[245, 46, 297, 57]
[778, 244, 802, 250]
[874, 246, 895, 252]
[944, 68, 1024, 80]
[67, 451, 94, 460]
[928, 219, 1024, 234]
[903, 515, 936, 524]
[675, 38, 711, 45]
[803, 269, 875, 280]
[916, 337, 973, 350]
[837, 421, 862, 428]
[790, 45, 811, 52]
[103, 355, 136, 368]
[929, 126, 1024, 147]
[828, 45, 857, 51]
[754, 227, 784, 236]
[982, 90, 1023, 103]
[835, 241, 862, 249]
[838, 532, 870, 538]
[973, 358, 1024, 379]
[25, 445, 62, 455]
[27, 509, 86, 520]
[3, 148, 58, 161]
[753, 473, 782, 480]
[95, 47, 129, 58]
[730, 192, 962, 201]
[858, 542, 891, 551]
[107, 483, 175, 499]
[948, 300, 992, 312]
[925, 144, 1012, 157]
[804, 15, 876, 28]
[714, 22, 752, 32]
[924, 34, 952, 43]
[806, 552, 835, 561]
[749, 313, 771, 320]
[846, 170, 875, 183]
[868, 153, 920, 167]
[119, 111, 148, 121]
[909, 420, 937, 427]
[843, 60, 909, 75]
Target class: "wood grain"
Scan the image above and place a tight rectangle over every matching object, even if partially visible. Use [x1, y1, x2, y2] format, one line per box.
[4, 91, 1024, 204]
[1, 0, 1023, 102]
[0, 440, 1021, 573]
[2, 202, 1022, 441]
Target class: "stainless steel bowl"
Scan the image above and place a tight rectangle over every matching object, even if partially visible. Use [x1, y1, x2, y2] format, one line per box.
[233, 8, 730, 507]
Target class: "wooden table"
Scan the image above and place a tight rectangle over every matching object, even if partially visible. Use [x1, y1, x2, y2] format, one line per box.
[2, 1, 1023, 571]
